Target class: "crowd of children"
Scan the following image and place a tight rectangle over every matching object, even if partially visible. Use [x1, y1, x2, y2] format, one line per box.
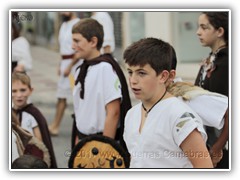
[11, 12, 229, 169]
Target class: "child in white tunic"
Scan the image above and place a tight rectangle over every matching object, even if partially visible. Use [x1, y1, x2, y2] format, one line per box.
[71, 18, 132, 146]
[12, 72, 41, 141]
[12, 72, 57, 168]
[123, 38, 213, 168]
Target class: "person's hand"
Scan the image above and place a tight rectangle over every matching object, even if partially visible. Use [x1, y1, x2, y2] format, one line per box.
[63, 52, 81, 77]
[63, 65, 71, 77]
[209, 147, 223, 167]
[14, 64, 25, 72]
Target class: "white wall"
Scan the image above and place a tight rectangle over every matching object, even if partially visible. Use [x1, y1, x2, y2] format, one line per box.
[122, 11, 210, 63]
[122, 12, 174, 48]
[172, 12, 209, 62]
[144, 12, 173, 44]
[122, 12, 131, 49]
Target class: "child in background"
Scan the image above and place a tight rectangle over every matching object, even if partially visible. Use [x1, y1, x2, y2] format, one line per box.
[71, 18, 131, 151]
[195, 12, 229, 169]
[12, 72, 57, 168]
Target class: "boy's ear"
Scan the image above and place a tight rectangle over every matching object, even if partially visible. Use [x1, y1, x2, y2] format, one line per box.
[159, 70, 170, 83]
[165, 70, 176, 87]
[90, 36, 98, 48]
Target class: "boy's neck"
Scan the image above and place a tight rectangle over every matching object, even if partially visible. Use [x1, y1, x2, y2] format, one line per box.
[86, 50, 101, 61]
[142, 88, 171, 110]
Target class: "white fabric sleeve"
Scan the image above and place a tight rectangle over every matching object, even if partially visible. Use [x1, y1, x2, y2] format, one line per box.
[185, 95, 228, 130]
[173, 112, 207, 147]
[101, 64, 122, 105]
[29, 114, 38, 129]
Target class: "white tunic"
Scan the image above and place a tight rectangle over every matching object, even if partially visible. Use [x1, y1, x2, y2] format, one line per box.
[173, 77, 228, 130]
[124, 97, 207, 168]
[58, 18, 80, 55]
[73, 61, 122, 135]
[12, 36, 32, 72]
[91, 12, 115, 54]
[180, 95, 228, 130]
[20, 111, 38, 135]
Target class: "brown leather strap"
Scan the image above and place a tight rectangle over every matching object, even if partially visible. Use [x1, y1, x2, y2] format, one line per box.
[61, 54, 74, 60]
[77, 128, 120, 140]
[77, 131, 103, 139]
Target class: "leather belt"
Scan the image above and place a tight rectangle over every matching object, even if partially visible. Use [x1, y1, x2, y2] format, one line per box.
[77, 131, 103, 139]
[62, 54, 74, 60]
[77, 128, 121, 140]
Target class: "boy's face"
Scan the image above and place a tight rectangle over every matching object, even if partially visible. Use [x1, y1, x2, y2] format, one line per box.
[127, 64, 165, 101]
[12, 80, 32, 109]
[72, 33, 96, 60]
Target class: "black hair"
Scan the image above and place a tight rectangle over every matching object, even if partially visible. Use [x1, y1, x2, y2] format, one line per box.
[124, 37, 172, 75]
[170, 46, 177, 70]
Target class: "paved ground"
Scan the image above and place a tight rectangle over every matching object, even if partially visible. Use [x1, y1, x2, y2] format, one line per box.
[29, 45, 200, 168]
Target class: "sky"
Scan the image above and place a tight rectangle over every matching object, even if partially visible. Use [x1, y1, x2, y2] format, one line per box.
[2, 0, 239, 178]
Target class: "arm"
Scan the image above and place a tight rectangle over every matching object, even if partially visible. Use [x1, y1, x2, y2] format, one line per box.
[63, 53, 81, 77]
[103, 98, 121, 139]
[210, 108, 229, 166]
[57, 62, 61, 76]
[33, 126, 43, 142]
[180, 129, 213, 168]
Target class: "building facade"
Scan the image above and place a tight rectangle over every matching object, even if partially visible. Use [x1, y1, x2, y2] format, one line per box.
[14, 10, 209, 63]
